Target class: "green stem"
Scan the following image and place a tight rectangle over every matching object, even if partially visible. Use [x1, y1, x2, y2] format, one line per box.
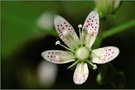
[102, 19, 135, 39]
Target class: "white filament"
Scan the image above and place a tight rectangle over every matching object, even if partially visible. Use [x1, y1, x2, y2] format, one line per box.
[55, 40, 75, 53]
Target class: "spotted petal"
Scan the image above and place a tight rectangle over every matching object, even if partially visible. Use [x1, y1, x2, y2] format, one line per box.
[54, 15, 80, 50]
[41, 50, 75, 64]
[82, 10, 99, 48]
[91, 46, 119, 64]
[73, 63, 89, 85]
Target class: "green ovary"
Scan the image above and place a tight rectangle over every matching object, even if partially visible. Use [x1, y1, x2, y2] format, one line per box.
[75, 47, 90, 61]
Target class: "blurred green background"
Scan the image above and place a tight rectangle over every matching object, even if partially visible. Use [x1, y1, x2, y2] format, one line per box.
[1, 1, 135, 89]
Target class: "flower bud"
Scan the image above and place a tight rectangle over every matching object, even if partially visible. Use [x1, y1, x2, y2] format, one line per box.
[94, 0, 121, 18]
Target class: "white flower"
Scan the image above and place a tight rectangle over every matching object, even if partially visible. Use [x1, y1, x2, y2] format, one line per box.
[36, 11, 55, 30]
[114, 0, 121, 9]
[41, 10, 120, 85]
[37, 60, 57, 87]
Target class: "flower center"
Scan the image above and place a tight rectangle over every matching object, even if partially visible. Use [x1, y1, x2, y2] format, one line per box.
[76, 47, 89, 61]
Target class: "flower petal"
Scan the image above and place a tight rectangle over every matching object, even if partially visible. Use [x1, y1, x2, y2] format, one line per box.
[91, 46, 120, 64]
[41, 50, 75, 64]
[82, 10, 99, 48]
[54, 15, 80, 50]
[73, 63, 89, 85]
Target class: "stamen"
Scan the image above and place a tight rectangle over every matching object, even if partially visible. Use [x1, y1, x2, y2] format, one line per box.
[87, 61, 97, 70]
[67, 36, 78, 49]
[55, 40, 75, 53]
[78, 24, 83, 46]
[67, 60, 79, 69]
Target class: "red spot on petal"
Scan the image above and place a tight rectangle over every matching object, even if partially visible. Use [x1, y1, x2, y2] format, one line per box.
[96, 22, 98, 24]
[61, 24, 62, 26]
[57, 25, 59, 27]
[112, 52, 114, 54]
[87, 20, 89, 22]
[95, 26, 97, 28]
[93, 16, 95, 18]
[89, 18, 91, 20]
[62, 27, 64, 30]
[48, 52, 50, 54]
[108, 49, 111, 51]
[52, 52, 53, 54]
[47, 56, 49, 57]
[108, 54, 110, 56]
[55, 60, 58, 62]
[68, 28, 70, 30]
[92, 20, 94, 22]
[95, 19, 97, 21]
[64, 22, 66, 24]
[66, 25, 68, 27]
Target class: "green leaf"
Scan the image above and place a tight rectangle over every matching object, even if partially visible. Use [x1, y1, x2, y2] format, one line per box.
[2, 12, 58, 56]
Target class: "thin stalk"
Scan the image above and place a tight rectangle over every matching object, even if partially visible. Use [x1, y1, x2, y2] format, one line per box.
[102, 19, 135, 39]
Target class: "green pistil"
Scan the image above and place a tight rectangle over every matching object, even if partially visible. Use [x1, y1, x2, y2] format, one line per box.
[75, 47, 89, 61]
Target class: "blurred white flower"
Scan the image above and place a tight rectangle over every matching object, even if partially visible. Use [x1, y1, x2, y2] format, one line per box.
[114, 0, 121, 9]
[36, 11, 55, 30]
[37, 60, 58, 87]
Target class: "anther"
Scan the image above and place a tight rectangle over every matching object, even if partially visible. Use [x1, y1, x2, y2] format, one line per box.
[55, 40, 60, 45]
[92, 64, 97, 70]
[78, 24, 82, 28]
[87, 61, 97, 70]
